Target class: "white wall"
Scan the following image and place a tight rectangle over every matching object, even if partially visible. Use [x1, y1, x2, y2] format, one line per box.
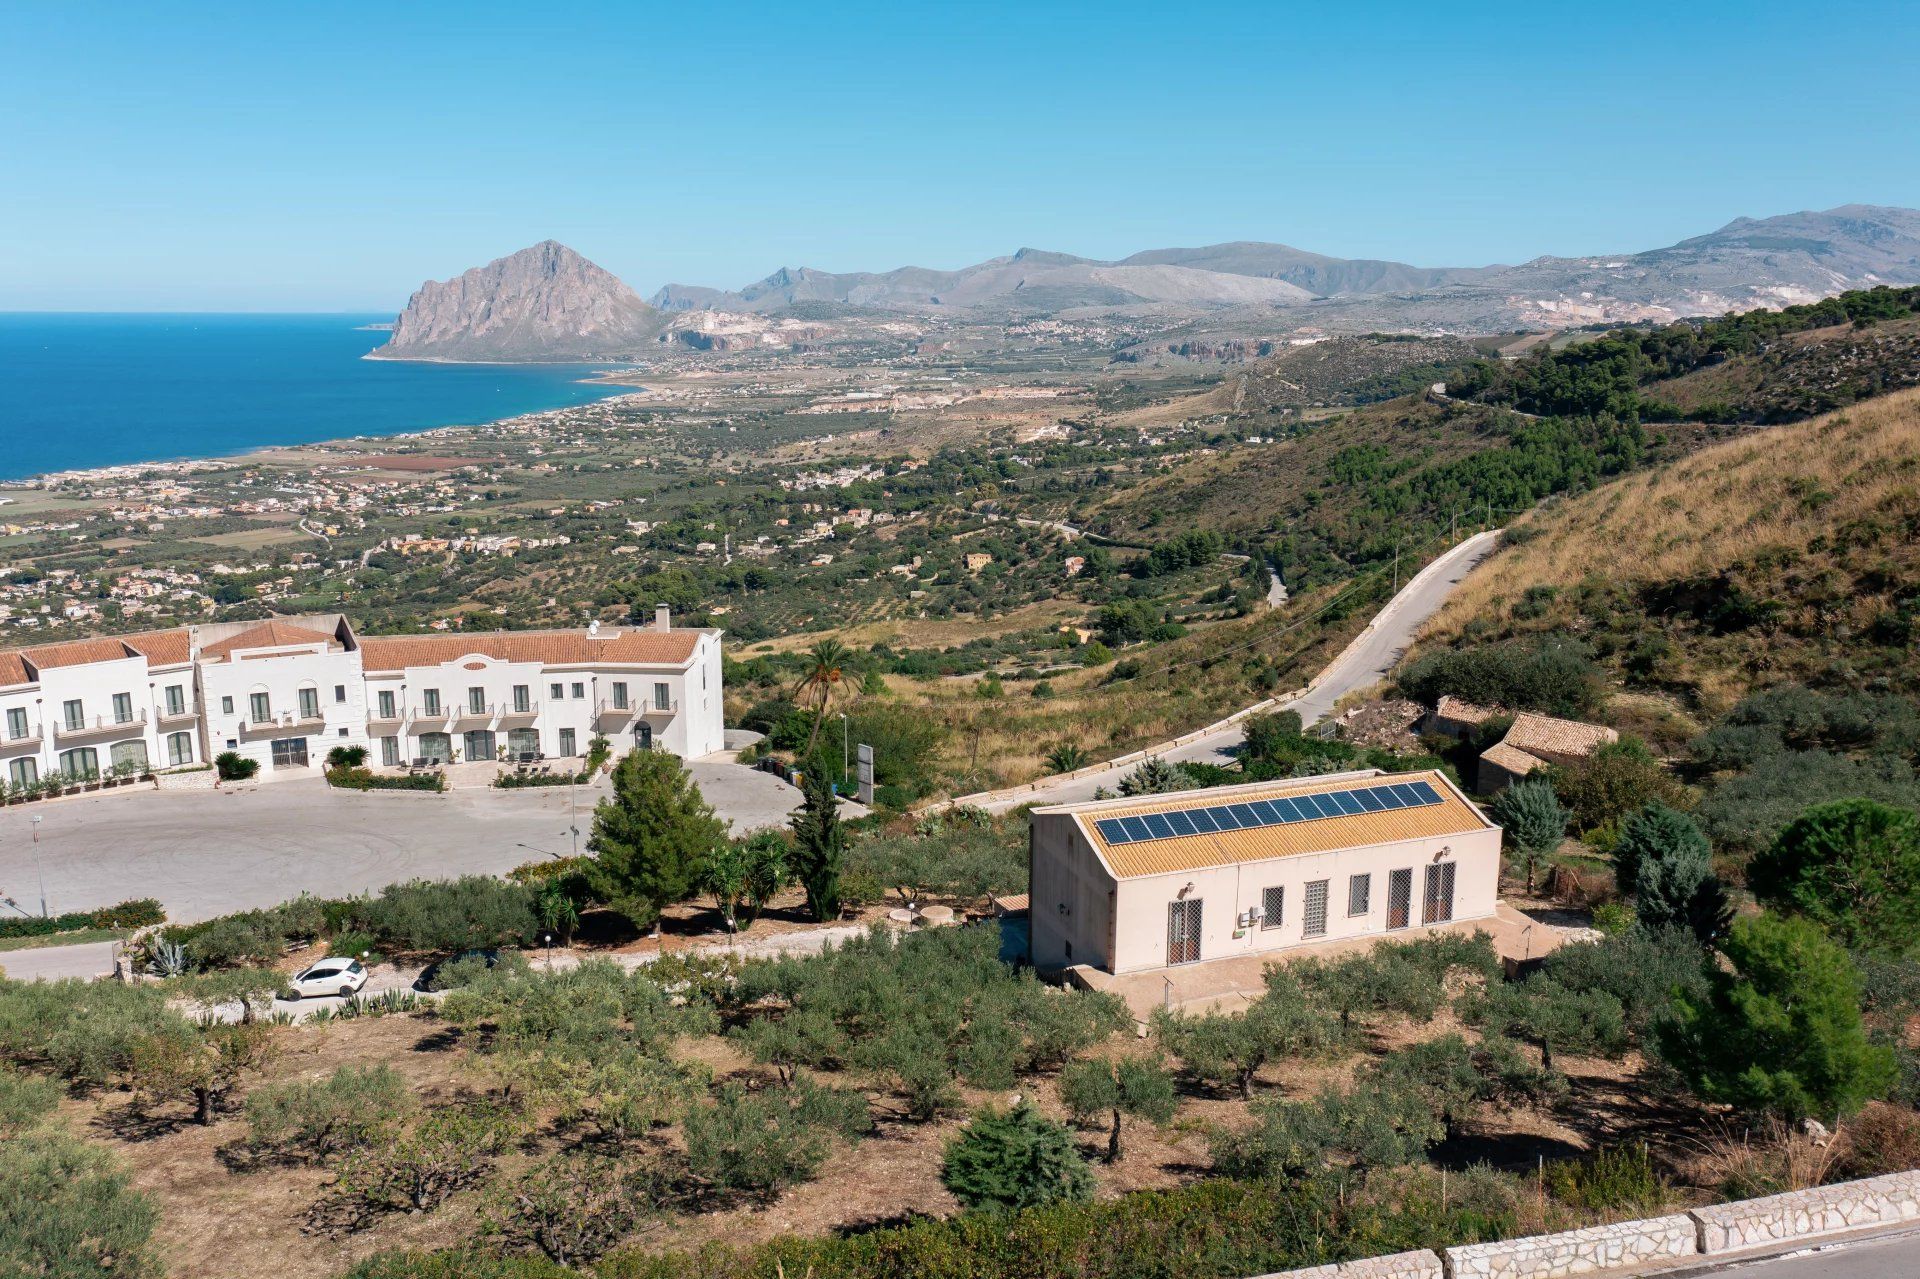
[197, 645, 368, 776]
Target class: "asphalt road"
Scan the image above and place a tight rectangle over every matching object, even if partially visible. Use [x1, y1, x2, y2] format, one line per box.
[1689, 1230, 1920, 1277]
[985, 529, 1501, 811]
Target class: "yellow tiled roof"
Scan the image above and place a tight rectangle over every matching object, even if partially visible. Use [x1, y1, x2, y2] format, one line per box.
[199, 621, 339, 661]
[1062, 770, 1493, 880]
[1479, 742, 1546, 777]
[357, 629, 701, 673]
[1501, 712, 1616, 759]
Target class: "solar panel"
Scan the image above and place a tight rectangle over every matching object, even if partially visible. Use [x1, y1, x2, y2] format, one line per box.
[1090, 778, 1447, 848]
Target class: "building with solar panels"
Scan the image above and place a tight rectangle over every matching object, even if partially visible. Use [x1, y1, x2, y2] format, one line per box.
[1026, 768, 1501, 975]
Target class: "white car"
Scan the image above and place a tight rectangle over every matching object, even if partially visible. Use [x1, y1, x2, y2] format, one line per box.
[285, 956, 368, 1000]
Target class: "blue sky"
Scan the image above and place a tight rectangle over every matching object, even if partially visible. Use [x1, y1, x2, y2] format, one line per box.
[2, 0, 1916, 311]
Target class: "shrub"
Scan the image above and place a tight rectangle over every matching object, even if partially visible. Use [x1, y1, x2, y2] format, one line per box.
[0, 1065, 61, 1135]
[244, 1064, 416, 1163]
[942, 1102, 1092, 1212]
[328, 765, 447, 792]
[0, 1130, 162, 1279]
[788, 765, 845, 922]
[0, 897, 164, 940]
[356, 877, 540, 954]
[1398, 641, 1603, 717]
[328, 744, 371, 768]
[324, 1101, 523, 1230]
[1118, 757, 1196, 796]
[482, 1153, 671, 1267]
[1545, 1142, 1666, 1215]
[90, 898, 165, 929]
[0, 978, 178, 1088]
[1549, 741, 1688, 836]
[214, 750, 259, 781]
[1490, 779, 1567, 892]
[682, 1079, 871, 1195]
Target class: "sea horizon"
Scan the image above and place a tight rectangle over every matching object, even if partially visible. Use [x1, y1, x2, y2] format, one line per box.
[0, 312, 634, 484]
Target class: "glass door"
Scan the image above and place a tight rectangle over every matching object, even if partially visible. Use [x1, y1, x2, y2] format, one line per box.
[1422, 862, 1456, 925]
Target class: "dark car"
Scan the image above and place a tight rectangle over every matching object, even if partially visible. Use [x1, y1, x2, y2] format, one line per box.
[413, 948, 504, 992]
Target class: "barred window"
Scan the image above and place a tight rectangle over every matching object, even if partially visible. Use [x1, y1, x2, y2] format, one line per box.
[1303, 879, 1330, 938]
[1261, 885, 1284, 930]
[1348, 873, 1372, 916]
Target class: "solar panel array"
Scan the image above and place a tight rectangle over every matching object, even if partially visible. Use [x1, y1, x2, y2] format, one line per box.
[1093, 779, 1444, 846]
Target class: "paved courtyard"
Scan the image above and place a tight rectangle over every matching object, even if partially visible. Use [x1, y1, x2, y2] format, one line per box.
[0, 756, 814, 929]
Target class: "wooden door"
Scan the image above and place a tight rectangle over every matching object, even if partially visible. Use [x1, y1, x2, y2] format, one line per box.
[1166, 899, 1203, 965]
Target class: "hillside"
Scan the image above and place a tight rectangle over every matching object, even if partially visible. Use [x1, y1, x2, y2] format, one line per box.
[1081, 395, 1717, 591]
[1420, 386, 1920, 715]
[375, 241, 666, 361]
[1188, 335, 1484, 412]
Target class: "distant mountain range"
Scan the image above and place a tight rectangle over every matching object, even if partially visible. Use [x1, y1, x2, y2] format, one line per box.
[374, 206, 1920, 361]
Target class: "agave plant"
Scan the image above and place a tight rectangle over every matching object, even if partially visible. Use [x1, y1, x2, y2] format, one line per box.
[147, 938, 189, 978]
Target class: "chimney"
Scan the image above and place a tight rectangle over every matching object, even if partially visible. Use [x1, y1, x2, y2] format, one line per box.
[654, 604, 671, 633]
[587, 619, 601, 638]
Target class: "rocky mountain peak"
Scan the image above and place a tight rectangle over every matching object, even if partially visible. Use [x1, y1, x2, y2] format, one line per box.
[374, 241, 663, 361]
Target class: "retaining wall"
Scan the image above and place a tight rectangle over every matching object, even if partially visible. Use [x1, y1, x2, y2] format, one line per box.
[1243, 1170, 1920, 1279]
[1444, 1214, 1694, 1278]
[1690, 1168, 1920, 1254]
[153, 768, 217, 792]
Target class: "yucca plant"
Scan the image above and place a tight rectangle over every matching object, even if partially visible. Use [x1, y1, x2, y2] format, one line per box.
[147, 938, 189, 978]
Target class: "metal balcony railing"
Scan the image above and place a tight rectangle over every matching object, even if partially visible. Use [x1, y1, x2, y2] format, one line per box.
[54, 709, 148, 741]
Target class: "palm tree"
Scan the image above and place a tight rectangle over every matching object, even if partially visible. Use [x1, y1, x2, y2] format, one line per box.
[793, 638, 849, 756]
[1045, 742, 1088, 774]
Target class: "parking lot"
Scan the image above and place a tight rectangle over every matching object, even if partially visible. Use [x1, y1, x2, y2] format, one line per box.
[0, 756, 815, 928]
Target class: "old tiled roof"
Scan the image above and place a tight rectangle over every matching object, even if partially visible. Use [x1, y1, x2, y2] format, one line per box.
[120, 628, 193, 667]
[0, 651, 31, 688]
[198, 621, 339, 661]
[1500, 713, 1617, 759]
[357, 629, 701, 673]
[1478, 742, 1547, 778]
[1434, 695, 1504, 725]
[21, 637, 142, 670]
[1046, 770, 1494, 880]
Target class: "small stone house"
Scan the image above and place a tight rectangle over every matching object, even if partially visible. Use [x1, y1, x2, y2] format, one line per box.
[1477, 712, 1618, 793]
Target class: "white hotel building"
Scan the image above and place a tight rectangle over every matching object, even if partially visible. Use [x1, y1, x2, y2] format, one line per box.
[0, 607, 724, 785]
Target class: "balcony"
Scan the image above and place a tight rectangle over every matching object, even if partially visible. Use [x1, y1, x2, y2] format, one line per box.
[498, 700, 541, 722]
[54, 710, 147, 742]
[155, 701, 199, 726]
[368, 705, 405, 728]
[0, 725, 41, 753]
[639, 698, 678, 717]
[452, 703, 500, 727]
[595, 698, 635, 723]
[237, 710, 325, 740]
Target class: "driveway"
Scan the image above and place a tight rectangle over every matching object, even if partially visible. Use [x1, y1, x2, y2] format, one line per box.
[0, 757, 818, 928]
[984, 529, 1500, 811]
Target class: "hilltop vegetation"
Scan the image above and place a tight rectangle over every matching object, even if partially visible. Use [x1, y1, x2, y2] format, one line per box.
[1447, 285, 1920, 424]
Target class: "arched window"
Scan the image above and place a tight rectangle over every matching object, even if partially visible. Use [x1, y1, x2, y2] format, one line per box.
[634, 723, 653, 751]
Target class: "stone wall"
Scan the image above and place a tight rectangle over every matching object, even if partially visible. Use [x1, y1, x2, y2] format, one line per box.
[152, 767, 217, 792]
[1255, 1249, 1441, 1279]
[1690, 1169, 1920, 1254]
[1445, 1215, 1695, 1278]
[1244, 1171, 1920, 1279]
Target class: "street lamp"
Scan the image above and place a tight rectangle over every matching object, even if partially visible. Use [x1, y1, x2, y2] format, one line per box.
[27, 816, 46, 917]
[840, 712, 849, 784]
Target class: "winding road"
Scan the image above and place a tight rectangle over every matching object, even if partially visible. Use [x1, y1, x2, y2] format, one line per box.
[977, 529, 1501, 812]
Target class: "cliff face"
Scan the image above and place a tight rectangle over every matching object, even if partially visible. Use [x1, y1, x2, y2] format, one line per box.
[374, 241, 663, 361]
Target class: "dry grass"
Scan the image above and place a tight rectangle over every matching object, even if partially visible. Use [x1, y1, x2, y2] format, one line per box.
[1420, 387, 1920, 711]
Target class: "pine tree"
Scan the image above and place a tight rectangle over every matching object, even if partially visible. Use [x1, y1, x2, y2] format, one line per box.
[585, 749, 726, 930]
[1489, 779, 1567, 893]
[1658, 913, 1895, 1123]
[1749, 799, 1920, 958]
[788, 764, 845, 923]
[1613, 803, 1730, 944]
[940, 1101, 1092, 1211]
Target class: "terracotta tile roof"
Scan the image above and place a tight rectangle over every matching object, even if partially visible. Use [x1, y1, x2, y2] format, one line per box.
[0, 651, 31, 688]
[357, 628, 701, 673]
[21, 637, 141, 670]
[1500, 713, 1616, 760]
[198, 621, 339, 661]
[1434, 695, 1504, 725]
[1478, 742, 1546, 778]
[1047, 770, 1494, 880]
[120, 628, 193, 667]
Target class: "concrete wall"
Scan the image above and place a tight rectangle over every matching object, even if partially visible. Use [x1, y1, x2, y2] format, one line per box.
[1029, 814, 1116, 971]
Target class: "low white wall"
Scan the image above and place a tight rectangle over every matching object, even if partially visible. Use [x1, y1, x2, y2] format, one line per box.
[1445, 1214, 1695, 1279]
[1689, 1169, 1920, 1254]
[1253, 1249, 1440, 1279]
[153, 767, 216, 792]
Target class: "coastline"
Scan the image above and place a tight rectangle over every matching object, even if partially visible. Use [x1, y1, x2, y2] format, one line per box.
[1, 387, 656, 490]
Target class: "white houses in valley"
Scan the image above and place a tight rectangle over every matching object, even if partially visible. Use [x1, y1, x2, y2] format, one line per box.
[0, 609, 724, 785]
[1028, 769, 1501, 975]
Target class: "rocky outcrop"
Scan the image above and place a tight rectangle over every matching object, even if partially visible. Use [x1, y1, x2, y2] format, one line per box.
[373, 242, 664, 362]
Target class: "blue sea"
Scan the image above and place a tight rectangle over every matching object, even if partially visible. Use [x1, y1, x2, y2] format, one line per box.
[0, 313, 633, 482]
